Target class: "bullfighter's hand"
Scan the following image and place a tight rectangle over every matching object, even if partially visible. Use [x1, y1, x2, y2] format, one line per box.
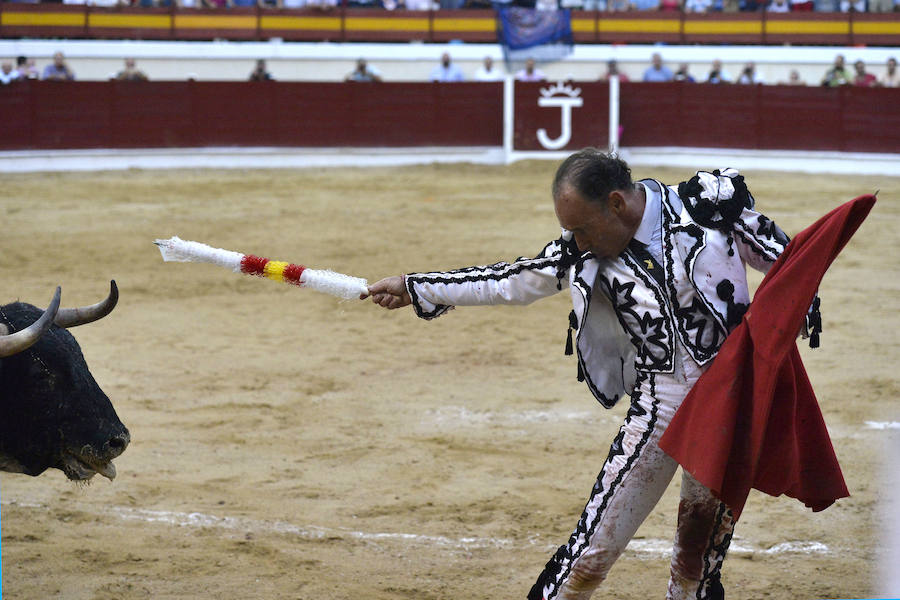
[361, 275, 411, 309]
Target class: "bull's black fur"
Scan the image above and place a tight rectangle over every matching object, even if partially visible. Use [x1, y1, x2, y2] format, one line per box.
[0, 301, 129, 479]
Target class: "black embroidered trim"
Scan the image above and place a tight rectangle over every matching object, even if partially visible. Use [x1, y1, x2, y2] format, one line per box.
[678, 170, 754, 232]
[697, 502, 733, 600]
[598, 261, 674, 373]
[732, 218, 787, 263]
[538, 372, 660, 600]
[406, 241, 564, 320]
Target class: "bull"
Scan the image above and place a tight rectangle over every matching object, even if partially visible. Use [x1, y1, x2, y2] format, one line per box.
[0, 282, 130, 481]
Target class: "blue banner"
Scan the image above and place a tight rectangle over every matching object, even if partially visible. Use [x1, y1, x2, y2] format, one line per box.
[495, 7, 574, 67]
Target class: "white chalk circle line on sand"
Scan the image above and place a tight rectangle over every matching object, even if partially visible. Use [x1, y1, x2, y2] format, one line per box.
[1, 500, 829, 558]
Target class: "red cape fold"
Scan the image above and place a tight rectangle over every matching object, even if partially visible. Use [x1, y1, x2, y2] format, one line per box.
[658, 195, 876, 520]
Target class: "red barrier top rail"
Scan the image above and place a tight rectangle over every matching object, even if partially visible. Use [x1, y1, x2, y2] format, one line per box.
[1, 2, 898, 45]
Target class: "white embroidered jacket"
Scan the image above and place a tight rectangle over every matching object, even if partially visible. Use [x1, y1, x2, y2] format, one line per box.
[404, 173, 790, 408]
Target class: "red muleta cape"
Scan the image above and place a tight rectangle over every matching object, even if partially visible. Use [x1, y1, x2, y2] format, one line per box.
[658, 194, 876, 520]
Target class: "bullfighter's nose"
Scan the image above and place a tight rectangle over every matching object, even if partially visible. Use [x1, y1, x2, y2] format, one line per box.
[106, 429, 130, 459]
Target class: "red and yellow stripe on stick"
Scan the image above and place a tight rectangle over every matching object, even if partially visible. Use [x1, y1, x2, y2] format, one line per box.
[240, 255, 307, 286]
[154, 236, 368, 300]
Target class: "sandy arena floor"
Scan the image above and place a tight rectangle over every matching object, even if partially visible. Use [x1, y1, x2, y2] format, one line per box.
[1, 162, 898, 599]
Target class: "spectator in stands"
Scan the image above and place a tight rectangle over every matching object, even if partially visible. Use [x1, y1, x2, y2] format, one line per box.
[821, 54, 851, 86]
[739, 0, 764, 10]
[0, 61, 20, 85]
[249, 59, 274, 81]
[767, 0, 791, 11]
[880, 57, 899, 88]
[838, 0, 864, 10]
[778, 69, 806, 85]
[600, 59, 629, 82]
[203, 0, 233, 7]
[429, 53, 464, 82]
[852, 60, 878, 87]
[16, 57, 38, 80]
[642, 53, 673, 82]
[515, 58, 547, 82]
[474, 56, 504, 81]
[867, 0, 892, 11]
[673, 63, 695, 82]
[659, 0, 681, 10]
[115, 58, 148, 82]
[736, 61, 764, 84]
[790, 0, 813, 10]
[403, 0, 439, 9]
[684, 0, 714, 12]
[706, 59, 732, 83]
[813, 0, 837, 10]
[631, 0, 661, 9]
[346, 58, 382, 82]
[42, 52, 75, 82]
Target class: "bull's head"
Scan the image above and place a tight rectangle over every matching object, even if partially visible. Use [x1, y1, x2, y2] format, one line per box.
[0, 281, 130, 481]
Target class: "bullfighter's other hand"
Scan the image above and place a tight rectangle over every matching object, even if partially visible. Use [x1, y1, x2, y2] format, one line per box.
[361, 275, 411, 309]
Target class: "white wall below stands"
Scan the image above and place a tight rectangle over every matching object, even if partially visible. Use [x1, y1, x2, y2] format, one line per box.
[1, 39, 897, 85]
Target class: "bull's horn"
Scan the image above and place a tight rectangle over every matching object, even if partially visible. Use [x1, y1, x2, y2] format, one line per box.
[54, 280, 118, 329]
[0, 287, 62, 358]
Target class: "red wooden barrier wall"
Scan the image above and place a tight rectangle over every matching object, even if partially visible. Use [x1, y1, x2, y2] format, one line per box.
[0, 81, 898, 154]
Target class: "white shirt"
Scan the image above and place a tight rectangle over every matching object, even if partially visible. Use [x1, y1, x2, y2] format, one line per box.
[474, 66, 504, 81]
[515, 68, 546, 82]
[633, 182, 663, 265]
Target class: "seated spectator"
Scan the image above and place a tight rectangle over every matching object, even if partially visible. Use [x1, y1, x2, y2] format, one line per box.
[778, 69, 806, 85]
[813, 0, 836, 9]
[720, 0, 741, 10]
[535, 0, 559, 8]
[474, 56, 504, 81]
[685, 0, 713, 12]
[767, 0, 790, 10]
[430, 53, 465, 82]
[643, 53, 673, 82]
[881, 57, 899, 88]
[867, 0, 892, 11]
[790, 0, 813, 10]
[659, 0, 681, 9]
[0, 61, 20, 85]
[249, 59, 274, 81]
[346, 58, 382, 82]
[116, 58, 148, 82]
[821, 54, 851, 86]
[739, 0, 764, 9]
[515, 58, 546, 82]
[203, 0, 232, 7]
[42, 52, 75, 81]
[852, 60, 877, 87]
[736, 61, 764, 84]
[631, 0, 661, 8]
[403, 0, 439, 9]
[838, 0, 864, 10]
[673, 63, 695, 82]
[16, 57, 39, 80]
[600, 59, 629, 82]
[706, 59, 732, 83]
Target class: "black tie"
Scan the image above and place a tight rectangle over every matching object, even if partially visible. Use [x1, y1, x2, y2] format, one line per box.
[628, 239, 665, 288]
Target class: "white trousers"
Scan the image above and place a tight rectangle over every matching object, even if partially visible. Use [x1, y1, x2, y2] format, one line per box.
[529, 350, 735, 600]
